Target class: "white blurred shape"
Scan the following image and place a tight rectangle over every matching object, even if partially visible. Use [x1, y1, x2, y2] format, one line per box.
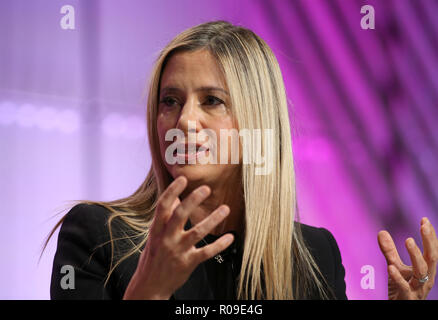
[0, 101, 17, 125]
[16, 103, 37, 128]
[124, 115, 145, 139]
[56, 109, 80, 134]
[35, 106, 57, 131]
[102, 113, 124, 138]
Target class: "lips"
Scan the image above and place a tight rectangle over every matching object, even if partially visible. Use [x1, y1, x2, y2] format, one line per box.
[171, 143, 209, 163]
[174, 143, 209, 155]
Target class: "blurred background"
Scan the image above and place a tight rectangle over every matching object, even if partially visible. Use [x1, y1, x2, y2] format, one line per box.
[1, 0, 437, 299]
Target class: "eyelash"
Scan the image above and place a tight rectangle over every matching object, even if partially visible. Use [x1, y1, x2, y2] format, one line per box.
[204, 96, 225, 106]
[159, 96, 179, 107]
[159, 96, 225, 107]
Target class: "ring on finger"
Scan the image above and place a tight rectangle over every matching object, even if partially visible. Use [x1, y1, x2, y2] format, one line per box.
[414, 272, 429, 284]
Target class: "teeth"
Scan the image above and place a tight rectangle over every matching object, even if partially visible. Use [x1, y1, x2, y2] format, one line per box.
[175, 145, 209, 155]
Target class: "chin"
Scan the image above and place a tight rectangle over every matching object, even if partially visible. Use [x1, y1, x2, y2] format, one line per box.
[168, 164, 215, 183]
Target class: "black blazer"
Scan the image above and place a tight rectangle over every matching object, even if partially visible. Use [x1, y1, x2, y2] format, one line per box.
[50, 203, 347, 300]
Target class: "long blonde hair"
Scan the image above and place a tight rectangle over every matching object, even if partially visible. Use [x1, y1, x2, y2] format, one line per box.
[44, 20, 333, 300]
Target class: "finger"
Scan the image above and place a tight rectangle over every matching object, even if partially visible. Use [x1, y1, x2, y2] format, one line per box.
[405, 238, 429, 288]
[420, 218, 438, 278]
[152, 176, 187, 236]
[388, 264, 411, 294]
[170, 197, 181, 213]
[378, 230, 406, 269]
[150, 197, 181, 239]
[421, 217, 438, 245]
[422, 217, 438, 240]
[182, 205, 230, 249]
[166, 185, 211, 234]
[193, 233, 235, 264]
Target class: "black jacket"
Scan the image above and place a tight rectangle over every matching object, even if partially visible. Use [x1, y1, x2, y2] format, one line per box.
[50, 203, 347, 300]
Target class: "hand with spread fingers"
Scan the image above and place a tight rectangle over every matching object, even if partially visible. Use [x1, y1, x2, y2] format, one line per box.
[378, 218, 438, 299]
[123, 176, 234, 300]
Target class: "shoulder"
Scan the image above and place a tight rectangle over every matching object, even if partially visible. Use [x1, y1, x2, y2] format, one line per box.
[57, 203, 139, 260]
[59, 202, 140, 257]
[61, 203, 111, 229]
[51, 204, 112, 299]
[54, 203, 117, 268]
[56, 203, 114, 251]
[295, 222, 347, 300]
[59, 203, 133, 240]
[296, 222, 338, 277]
[51, 203, 136, 299]
[297, 222, 339, 254]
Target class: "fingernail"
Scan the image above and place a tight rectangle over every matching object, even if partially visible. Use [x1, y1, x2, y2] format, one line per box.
[176, 176, 186, 184]
[199, 186, 210, 196]
[219, 206, 230, 216]
[389, 265, 396, 275]
[422, 225, 430, 235]
[408, 238, 415, 248]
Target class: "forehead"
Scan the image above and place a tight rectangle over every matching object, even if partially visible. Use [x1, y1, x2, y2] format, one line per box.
[160, 49, 227, 90]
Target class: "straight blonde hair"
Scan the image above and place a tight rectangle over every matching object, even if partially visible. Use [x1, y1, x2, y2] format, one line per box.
[44, 21, 334, 300]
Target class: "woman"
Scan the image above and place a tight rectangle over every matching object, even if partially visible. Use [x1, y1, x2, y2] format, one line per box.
[47, 21, 437, 300]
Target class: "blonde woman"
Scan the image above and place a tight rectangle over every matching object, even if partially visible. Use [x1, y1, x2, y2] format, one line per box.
[48, 21, 438, 300]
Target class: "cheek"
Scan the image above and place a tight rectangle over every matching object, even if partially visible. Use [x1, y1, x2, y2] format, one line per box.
[211, 118, 240, 157]
[157, 117, 165, 132]
[157, 112, 175, 136]
[211, 114, 236, 131]
[156, 118, 171, 152]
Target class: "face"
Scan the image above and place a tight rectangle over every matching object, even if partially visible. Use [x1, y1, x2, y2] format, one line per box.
[156, 49, 240, 186]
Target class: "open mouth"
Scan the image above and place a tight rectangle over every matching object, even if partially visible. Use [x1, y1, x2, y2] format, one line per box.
[173, 144, 210, 161]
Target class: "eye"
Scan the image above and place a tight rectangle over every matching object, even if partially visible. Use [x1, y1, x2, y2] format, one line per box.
[159, 96, 180, 107]
[203, 95, 225, 106]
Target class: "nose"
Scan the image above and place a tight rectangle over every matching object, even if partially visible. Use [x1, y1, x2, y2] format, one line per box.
[175, 97, 202, 135]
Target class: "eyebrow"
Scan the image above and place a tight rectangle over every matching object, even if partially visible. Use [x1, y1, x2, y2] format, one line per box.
[160, 86, 229, 96]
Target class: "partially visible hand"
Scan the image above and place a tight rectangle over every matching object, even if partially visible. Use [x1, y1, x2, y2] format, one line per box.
[378, 218, 438, 300]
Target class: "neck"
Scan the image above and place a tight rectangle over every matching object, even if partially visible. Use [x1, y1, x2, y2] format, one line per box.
[180, 172, 245, 238]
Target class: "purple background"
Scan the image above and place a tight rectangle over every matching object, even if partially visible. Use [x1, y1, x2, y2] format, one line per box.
[1, 0, 437, 299]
